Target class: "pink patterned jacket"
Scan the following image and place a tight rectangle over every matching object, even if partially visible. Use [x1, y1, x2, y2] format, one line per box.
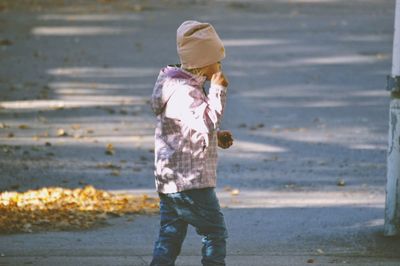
[151, 65, 227, 193]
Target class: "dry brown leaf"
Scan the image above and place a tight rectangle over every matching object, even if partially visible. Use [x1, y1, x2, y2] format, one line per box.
[73, 133, 83, 139]
[105, 144, 115, 155]
[0, 186, 158, 234]
[18, 124, 30, 129]
[53, 104, 65, 110]
[337, 179, 346, 187]
[231, 189, 240, 196]
[57, 129, 68, 137]
[71, 124, 81, 130]
[223, 186, 233, 192]
[38, 116, 48, 123]
[96, 163, 121, 170]
[111, 170, 121, 176]
[223, 186, 240, 196]
[0, 39, 13, 46]
[40, 131, 49, 138]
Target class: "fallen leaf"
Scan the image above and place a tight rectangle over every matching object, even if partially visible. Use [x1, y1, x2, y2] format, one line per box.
[231, 189, 240, 196]
[111, 170, 121, 176]
[337, 179, 346, 187]
[0, 186, 158, 234]
[10, 184, 19, 190]
[264, 156, 279, 162]
[307, 258, 315, 263]
[18, 124, 30, 129]
[0, 39, 13, 46]
[37, 116, 48, 123]
[286, 128, 306, 132]
[128, 4, 144, 12]
[53, 103, 65, 110]
[227, 2, 250, 9]
[132, 167, 142, 172]
[285, 183, 297, 189]
[2, 147, 11, 153]
[0, 123, 9, 129]
[73, 133, 83, 139]
[96, 163, 121, 170]
[313, 117, 321, 123]
[38, 131, 48, 138]
[250, 123, 264, 130]
[57, 128, 68, 137]
[105, 144, 115, 155]
[223, 186, 233, 192]
[71, 124, 81, 130]
[103, 107, 115, 114]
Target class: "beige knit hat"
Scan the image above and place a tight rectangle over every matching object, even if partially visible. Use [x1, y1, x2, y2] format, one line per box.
[177, 20, 225, 69]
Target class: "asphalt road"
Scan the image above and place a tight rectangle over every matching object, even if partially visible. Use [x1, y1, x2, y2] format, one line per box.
[1, 0, 400, 265]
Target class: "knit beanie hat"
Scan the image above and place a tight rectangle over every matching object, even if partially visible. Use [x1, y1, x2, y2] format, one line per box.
[177, 20, 225, 69]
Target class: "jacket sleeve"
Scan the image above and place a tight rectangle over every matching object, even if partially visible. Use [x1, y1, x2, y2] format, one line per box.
[151, 75, 176, 116]
[164, 82, 227, 134]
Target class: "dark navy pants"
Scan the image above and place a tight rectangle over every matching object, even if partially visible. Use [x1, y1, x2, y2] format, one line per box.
[150, 188, 228, 266]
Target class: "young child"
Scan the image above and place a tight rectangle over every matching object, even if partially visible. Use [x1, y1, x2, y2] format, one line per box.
[150, 20, 233, 266]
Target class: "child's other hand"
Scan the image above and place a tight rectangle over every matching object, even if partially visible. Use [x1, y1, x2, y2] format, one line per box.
[211, 72, 229, 87]
[217, 130, 233, 149]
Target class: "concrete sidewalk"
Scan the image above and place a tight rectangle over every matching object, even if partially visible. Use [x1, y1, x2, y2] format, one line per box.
[1, 0, 400, 265]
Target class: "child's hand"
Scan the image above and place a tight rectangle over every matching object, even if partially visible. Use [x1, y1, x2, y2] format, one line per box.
[217, 130, 233, 149]
[211, 72, 229, 87]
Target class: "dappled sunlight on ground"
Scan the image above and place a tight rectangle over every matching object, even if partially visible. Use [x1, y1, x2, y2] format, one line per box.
[49, 81, 150, 91]
[1, 1, 399, 263]
[47, 67, 158, 79]
[217, 189, 384, 209]
[229, 139, 288, 154]
[107, 187, 384, 209]
[0, 0, 392, 195]
[0, 97, 146, 110]
[38, 14, 142, 21]
[31, 26, 136, 36]
[223, 38, 289, 47]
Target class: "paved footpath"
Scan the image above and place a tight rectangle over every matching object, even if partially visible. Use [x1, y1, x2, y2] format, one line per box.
[1, 0, 400, 265]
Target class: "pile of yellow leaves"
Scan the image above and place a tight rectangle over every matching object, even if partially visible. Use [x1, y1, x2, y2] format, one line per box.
[0, 186, 159, 234]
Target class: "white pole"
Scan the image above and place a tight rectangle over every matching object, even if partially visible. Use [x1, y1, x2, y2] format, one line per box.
[392, 0, 400, 76]
[385, 0, 400, 237]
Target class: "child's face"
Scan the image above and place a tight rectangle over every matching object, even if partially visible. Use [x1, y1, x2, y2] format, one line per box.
[202, 62, 222, 80]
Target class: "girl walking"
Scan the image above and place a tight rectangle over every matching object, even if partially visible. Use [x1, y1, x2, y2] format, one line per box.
[150, 20, 233, 266]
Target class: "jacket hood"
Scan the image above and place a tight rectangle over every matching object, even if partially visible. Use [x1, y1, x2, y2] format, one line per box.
[151, 65, 206, 116]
